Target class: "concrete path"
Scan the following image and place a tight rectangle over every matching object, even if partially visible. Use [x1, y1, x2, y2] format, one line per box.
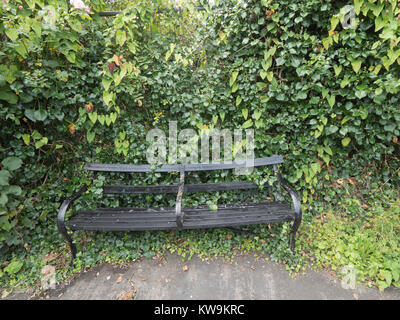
[6, 253, 400, 300]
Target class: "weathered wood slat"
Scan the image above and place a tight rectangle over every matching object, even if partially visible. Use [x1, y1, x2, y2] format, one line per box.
[68, 208, 292, 223]
[102, 181, 261, 194]
[77, 202, 288, 216]
[67, 216, 293, 231]
[83, 156, 283, 173]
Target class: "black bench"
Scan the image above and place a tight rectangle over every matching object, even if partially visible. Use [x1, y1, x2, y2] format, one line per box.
[57, 155, 302, 262]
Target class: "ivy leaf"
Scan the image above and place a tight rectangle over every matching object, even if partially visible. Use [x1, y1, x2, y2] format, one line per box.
[241, 119, 253, 129]
[15, 43, 27, 58]
[0, 170, 11, 186]
[236, 96, 242, 106]
[98, 114, 105, 125]
[333, 65, 342, 77]
[116, 30, 127, 46]
[4, 259, 23, 275]
[5, 28, 18, 42]
[350, 59, 362, 74]
[342, 137, 351, 147]
[35, 137, 48, 149]
[374, 16, 386, 32]
[253, 110, 262, 120]
[296, 91, 307, 100]
[0, 193, 8, 207]
[231, 83, 239, 93]
[65, 51, 76, 63]
[229, 71, 239, 87]
[242, 108, 248, 120]
[0, 87, 18, 104]
[102, 77, 113, 91]
[4, 185, 22, 196]
[70, 20, 82, 33]
[260, 70, 267, 80]
[2, 157, 22, 171]
[88, 112, 98, 124]
[87, 130, 95, 143]
[33, 110, 48, 122]
[327, 94, 335, 107]
[22, 134, 30, 146]
[340, 77, 350, 88]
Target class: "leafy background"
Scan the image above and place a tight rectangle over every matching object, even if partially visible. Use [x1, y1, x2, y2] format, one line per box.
[0, 0, 399, 293]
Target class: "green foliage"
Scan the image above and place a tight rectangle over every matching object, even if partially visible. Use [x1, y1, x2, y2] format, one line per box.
[0, 0, 399, 292]
[300, 195, 400, 291]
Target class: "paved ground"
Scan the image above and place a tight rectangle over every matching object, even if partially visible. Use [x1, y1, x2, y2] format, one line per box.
[6, 253, 400, 300]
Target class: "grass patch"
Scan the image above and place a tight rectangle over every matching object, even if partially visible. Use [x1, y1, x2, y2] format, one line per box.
[300, 199, 400, 290]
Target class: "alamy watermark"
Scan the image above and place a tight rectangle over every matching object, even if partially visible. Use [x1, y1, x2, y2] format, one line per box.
[340, 5, 357, 30]
[340, 264, 357, 290]
[146, 121, 255, 175]
[40, 265, 56, 290]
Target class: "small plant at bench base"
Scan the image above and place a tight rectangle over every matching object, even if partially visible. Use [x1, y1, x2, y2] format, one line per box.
[57, 155, 302, 263]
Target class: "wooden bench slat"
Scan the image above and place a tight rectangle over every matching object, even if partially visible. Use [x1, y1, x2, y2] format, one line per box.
[83, 155, 283, 173]
[102, 181, 261, 194]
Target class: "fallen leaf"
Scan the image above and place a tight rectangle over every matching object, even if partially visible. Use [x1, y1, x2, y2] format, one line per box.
[43, 253, 55, 263]
[353, 292, 359, 300]
[250, 265, 256, 270]
[182, 265, 189, 272]
[347, 177, 357, 185]
[140, 277, 147, 281]
[116, 275, 123, 283]
[1, 290, 10, 299]
[117, 291, 134, 300]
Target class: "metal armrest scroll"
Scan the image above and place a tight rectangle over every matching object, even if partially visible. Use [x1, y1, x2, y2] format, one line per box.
[273, 165, 302, 252]
[57, 184, 88, 261]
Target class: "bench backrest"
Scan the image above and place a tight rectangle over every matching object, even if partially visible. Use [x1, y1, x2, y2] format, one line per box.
[83, 155, 283, 173]
[83, 155, 283, 195]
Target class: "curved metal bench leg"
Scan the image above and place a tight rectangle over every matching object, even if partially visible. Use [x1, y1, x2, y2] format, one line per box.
[59, 226, 77, 265]
[273, 165, 302, 254]
[289, 218, 301, 253]
[57, 185, 87, 265]
[57, 202, 77, 265]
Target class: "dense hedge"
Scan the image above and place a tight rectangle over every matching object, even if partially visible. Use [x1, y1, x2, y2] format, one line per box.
[0, 0, 399, 268]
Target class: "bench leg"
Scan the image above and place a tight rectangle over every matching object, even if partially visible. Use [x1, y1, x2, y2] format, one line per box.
[58, 226, 77, 265]
[289, 219, 301, 253]
[57, 200, 77, 265]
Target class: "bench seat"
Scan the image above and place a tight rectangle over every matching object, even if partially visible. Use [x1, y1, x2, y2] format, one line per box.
[66, 201, 295, 231]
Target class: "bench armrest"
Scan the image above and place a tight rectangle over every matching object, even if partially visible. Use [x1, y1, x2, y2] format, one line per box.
[57, 184, 88, 224]
[273, 165, 302, 223]
[57, 184, 88, 257]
